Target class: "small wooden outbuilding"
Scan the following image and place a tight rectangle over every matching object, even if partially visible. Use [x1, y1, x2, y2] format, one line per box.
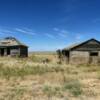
[62, 38, 100, 64]
[0, 37, 28, 57]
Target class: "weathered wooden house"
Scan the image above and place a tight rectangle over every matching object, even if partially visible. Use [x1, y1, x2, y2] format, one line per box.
[62, 38, 100, 64]
[0, 37, 28, 57]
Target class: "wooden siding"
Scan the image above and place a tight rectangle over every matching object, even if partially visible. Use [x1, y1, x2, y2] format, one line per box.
[70, 51, 90, 64]
[20, 46, 28, 57]
[62, 39, 100, 64]
[11, 49, 20, 56]
[0, 46, 28, 57]
[69, 51, 100, 64]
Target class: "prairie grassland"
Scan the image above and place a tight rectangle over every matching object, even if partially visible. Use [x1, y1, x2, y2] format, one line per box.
[0, 53, 100, 100]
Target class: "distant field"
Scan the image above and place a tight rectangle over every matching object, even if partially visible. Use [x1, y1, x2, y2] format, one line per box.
[0, 53, 100, 100]
[29, 51, 56, 55]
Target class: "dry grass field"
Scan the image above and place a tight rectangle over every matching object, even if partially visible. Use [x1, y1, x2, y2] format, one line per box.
[0, 52, 100, 100]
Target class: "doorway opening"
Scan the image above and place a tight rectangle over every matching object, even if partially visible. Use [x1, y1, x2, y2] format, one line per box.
[89, 52, 99, 64]
[7, 48, 10, 55]
[1, 49, 4, 56]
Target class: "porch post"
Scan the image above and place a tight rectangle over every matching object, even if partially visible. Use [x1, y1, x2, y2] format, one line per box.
[0, 49, 1, 56]
[4, 48, 7, 56]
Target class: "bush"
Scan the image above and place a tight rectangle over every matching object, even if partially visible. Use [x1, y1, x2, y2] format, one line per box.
[42, 85, 62, 98]
[63, 80, 83, 97]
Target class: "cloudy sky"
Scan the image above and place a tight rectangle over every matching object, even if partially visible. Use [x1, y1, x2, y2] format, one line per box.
[0, 0, 100, 51]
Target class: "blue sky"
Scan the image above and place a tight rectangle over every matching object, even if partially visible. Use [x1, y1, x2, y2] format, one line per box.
[0, 0, 100, 51]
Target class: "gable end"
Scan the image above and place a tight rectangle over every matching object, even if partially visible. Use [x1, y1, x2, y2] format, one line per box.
[71, 39, 100, 51]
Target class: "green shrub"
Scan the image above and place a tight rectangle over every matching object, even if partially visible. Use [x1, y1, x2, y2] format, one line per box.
[3, 87, 26, 100]
[63, 80, 83, 97]
[42, 85, 62, 98]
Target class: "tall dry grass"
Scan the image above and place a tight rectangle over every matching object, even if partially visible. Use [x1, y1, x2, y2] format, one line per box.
[0, 54, 99, 100]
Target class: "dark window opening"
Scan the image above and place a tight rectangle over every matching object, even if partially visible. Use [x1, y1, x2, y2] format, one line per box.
[62, 50, 69, 57]
[90, 52, 98, 56]
[1, 49, 4, 56]
[7, 48, 10, 55]
[65, 51, 69, 57]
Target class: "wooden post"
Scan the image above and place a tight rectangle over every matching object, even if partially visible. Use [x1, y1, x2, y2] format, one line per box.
[0, 49, 1, 56]
[4, 48, 7, 56]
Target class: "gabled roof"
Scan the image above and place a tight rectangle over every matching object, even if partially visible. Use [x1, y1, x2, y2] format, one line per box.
[63, 38, 100, 51]
[0, 37, 28, 47]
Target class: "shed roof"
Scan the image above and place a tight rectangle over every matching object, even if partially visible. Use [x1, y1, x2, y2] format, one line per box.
[63, 38, 100, 51]
[0, 37, 28, 47]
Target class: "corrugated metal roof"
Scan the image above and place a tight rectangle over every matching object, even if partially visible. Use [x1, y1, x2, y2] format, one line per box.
[0, 37, 28, 47]
[63, 38, 100, 51]
[63, 43, 80, 50]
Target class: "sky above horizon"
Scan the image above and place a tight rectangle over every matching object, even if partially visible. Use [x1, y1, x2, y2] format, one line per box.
[0, 0, 100, 51]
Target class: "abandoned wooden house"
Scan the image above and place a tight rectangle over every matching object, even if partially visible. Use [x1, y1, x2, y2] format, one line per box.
[0, 37, 28, 57]
[62, 38, 100, 64]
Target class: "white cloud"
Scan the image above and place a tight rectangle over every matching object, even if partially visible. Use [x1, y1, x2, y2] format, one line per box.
[53, 28, 59, 31]
[1, 30, 13, 33]
[0, 27, 37, 38]
[53, 28, 68, 38]
[15, 28, 36, 36]
[0, 29, 13, 36]
[58, 33, 67, 38]
[45, 33, 55, 39]
[75, 34, 82, 40]
[60, 29, 68, 33]
[23, 28, 35, 32]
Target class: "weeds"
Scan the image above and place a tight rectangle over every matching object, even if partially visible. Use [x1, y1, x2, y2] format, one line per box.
[0, 63, 68, 79]
[0, 56, 99, 100]
[42, 79, 83, 98]
[2, 87, 26, 100]
[42, 85, 62, 99]
[0, 65, 48, 78]
[63, 80, 83, 97]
